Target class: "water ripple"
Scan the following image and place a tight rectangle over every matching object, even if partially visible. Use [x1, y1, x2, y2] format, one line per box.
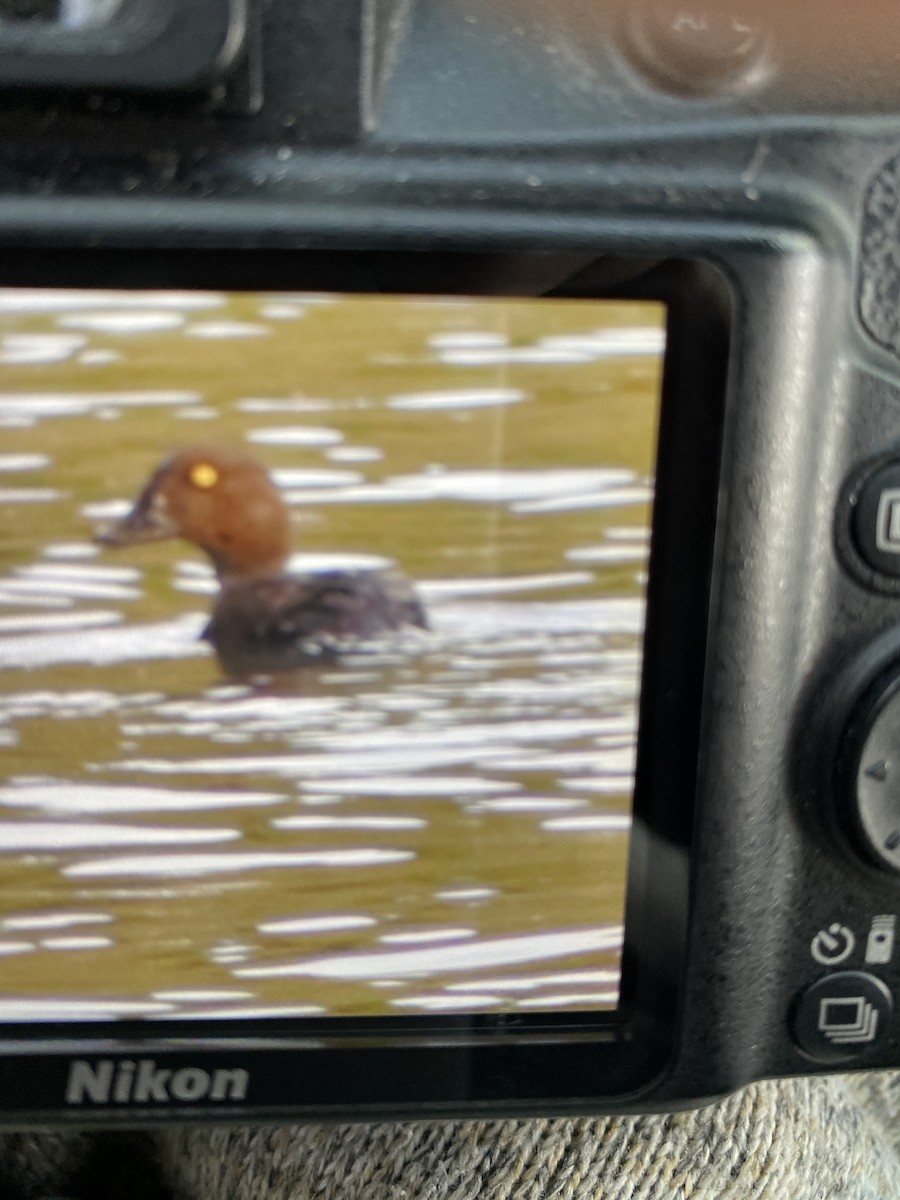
[388, 388, 525, 410]
[64, 847, 416, 879]
[3, 912, 111, 932]
[0, 822, 240, 851]
[60, 312, 185, 334]
[0, 290, 222, 314]
[0, 614, 207, 669]
[252, 428, 343, 448]
[0, 781, 287, 814]
[259, 914, 377, 936]
[236, 926, 623, 981]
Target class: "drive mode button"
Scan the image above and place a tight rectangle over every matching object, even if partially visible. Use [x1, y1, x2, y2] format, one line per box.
[791, 972, 892, 1063]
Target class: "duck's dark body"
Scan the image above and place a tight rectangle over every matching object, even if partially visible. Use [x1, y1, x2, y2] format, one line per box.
[206, 568, 428, 675]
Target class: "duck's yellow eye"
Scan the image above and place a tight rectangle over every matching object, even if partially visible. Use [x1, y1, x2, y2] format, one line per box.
[189, 463, 219, 489]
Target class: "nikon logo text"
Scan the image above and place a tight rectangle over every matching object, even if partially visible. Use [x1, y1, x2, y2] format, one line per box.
[65, 1059, 249, 1105]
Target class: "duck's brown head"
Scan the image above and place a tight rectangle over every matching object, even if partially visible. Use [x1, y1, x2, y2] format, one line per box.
[95, 447, 292, 580]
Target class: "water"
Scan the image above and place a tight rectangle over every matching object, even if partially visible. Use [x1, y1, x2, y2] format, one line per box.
[0, 290, 664, 1021]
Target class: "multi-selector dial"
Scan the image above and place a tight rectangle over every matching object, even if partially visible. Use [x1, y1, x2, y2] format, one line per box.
[840, 664, 900, 873]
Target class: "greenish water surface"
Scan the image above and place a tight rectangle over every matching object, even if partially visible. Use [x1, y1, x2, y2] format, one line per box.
[0, 290, 663, 1021]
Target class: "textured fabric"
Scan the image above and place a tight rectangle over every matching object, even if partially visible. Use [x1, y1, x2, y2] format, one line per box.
[4, 1072, 900, 1200]
[0, 1129, 91, 1200]
[154, 1076, 900, 1200]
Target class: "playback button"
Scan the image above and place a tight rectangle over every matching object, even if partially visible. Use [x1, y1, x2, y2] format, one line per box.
[791, 972, 893, 1063]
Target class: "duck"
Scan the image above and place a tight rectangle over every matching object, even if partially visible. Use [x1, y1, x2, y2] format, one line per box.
[95, 446, 428, 677]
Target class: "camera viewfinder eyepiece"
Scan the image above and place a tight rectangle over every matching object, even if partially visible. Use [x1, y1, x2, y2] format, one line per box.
[0, 0, 246, 91]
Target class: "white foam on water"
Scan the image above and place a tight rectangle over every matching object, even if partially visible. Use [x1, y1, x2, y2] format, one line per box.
[0, 692, 121, 720]
[151, 990, 255, 1002]
[0, 613, 208, 669]
[3, 912, 112, 931]
[19, 563, 140, 583]
[390, 994, 501, 1011]
[388, 388, 525, 411]
[0, 781, 287, 815]
[0, 574, 137, 602]
[272, 815, 427, 831]
[428, 332, 508, 350]
[326, 445, 383, 463]
[185, 321, 269, 339]
[64, 847, 416, 879]
[173, 577, 218, 596]
[420, 572, 592, 599]
[513, 486, 653, 514]
[43, 542, 99, 560]
[393, 468, 629, 504]
[541, 814, 631, 832]
[538, 327, 665, 356]
[259, 304, 305, 320]
[482, 750, 630, 775]
[88, 391, 201, 408]
[114, 714, 614, 781]
[435, 888, 498, 902]
[174, 560, 213, 577]
[379, 928, 475, 946]
[0, 591, 82, 610]
[471, 797, 588, 813]
[0, 488, 61, 505]
[251, 427, 343, 448]
[150, 693, 344, 727]
[41, 936, 114, 951]
[165, 1004, 326, 1019]
[0, 822, 240, 851]
[275, 468, 364, 488]
[0, 391, 199, 422]
[286, 551, 393, 572]
[516, 992, 619, 1008]
[59, 311, 185, 334]
[566, 545, 649, 565]
[437, 348, 593, 366]
[176, 407, 218, 421]
[0, 290, 222, 313]
[235, 926, 623, 981]
[0, 454, 50, 473]
[0, 999, 175, 1020]
[237, 398, 332, 413]
[270, 294, 337, 305]
[0, 334, 86, 365]
[259, 914, 377, 935]
[579, 746, 635, 773]
[605, 526, 651, 542]
[296, 777, 518, 798]
[447, 968, 619, 992]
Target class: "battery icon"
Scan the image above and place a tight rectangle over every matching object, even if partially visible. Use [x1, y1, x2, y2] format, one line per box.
[865, 915, 896, 965]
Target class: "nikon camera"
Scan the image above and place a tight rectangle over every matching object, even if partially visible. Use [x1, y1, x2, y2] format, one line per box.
[0, 0, 899, 1125]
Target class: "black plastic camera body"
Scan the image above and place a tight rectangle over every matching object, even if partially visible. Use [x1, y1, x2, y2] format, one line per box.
[3, 0, 900, 1124]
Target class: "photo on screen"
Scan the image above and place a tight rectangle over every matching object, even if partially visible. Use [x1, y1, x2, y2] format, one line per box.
[0, 289, 665, 1021]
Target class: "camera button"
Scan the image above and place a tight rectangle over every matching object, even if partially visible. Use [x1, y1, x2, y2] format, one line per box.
[846, 671, 900, 872]
[790, 972, 893, 1063]
[624, 0, 770, 96]
[850, 462, 900, 578]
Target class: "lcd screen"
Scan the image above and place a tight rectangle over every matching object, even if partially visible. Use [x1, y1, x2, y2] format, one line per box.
[0, 289, 665, 1023]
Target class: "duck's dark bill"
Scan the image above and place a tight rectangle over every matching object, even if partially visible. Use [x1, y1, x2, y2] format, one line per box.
[0, 287, 665, 1026]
